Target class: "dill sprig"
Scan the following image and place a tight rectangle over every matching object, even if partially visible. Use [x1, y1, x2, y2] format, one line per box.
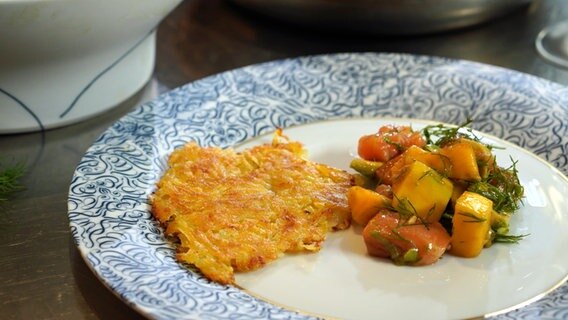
[388, 196, 434, 230]
[468, 158, 524, 214]
[390, 194, 418, 219]
[456, 211, 487, 223]
[422, 118, 476, 147]
[494, 233, 529, 244]
[383, 136, 404, 152]
[0, 161, 25, 203]
[371, 231, 402, 260]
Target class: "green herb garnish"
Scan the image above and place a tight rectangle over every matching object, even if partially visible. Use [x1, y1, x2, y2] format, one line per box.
[0, 161, 25, 204]
[371, 231, 402, 261]
[468, 158, 524, 214]
[422, 118, 476, 147]
[456, 211, 487, 223]
[383, 136, 404, 152]
[494, 233, 529, 244]
[391, 195, 417, 219]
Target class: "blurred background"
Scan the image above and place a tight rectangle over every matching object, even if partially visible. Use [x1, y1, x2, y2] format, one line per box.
[155, 0, 568, 90]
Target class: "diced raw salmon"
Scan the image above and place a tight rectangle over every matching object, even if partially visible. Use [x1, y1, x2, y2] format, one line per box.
[363, 210, 450, 266]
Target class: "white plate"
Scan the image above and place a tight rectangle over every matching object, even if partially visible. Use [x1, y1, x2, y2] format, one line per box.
[68, 53, 568, 320]
[236, 118, 568, 320]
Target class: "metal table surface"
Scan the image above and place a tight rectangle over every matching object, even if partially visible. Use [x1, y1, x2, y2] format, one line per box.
[1, 0, 567, 319]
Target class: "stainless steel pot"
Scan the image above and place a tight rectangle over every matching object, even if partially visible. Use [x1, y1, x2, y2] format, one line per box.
[229, 0, 533, 35]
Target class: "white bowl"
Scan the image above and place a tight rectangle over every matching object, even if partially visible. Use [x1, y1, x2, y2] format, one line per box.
[0, 0, 183, 134]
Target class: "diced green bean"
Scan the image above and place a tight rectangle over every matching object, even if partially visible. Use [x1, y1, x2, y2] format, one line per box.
[350, 158, 383, 177]
[402, 248, 419, 264]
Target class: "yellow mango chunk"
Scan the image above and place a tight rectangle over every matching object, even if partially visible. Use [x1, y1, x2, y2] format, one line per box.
[450, 181, 469, 208]
[458, 138, 496, 179]
[450, 191, 493, 258]
[440, 141, 481, 181]
[402, 145, 452, 176]
[347, 186, 392, 226]
[401, 145, 428, 161]
[392, 161, 453, 222]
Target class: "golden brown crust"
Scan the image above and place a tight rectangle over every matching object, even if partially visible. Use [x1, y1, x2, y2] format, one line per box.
[150, 131, 353, 284]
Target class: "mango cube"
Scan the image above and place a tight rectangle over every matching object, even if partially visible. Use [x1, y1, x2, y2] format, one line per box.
[440, 141, 481, 181]
[347, 186, 392, 226]
[450, 191, 493, 258]
[392, 161, 453, 222]
[402, 145, 452, 177]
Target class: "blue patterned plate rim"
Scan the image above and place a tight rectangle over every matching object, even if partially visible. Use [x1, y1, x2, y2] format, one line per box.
[68, 52, 568, 320]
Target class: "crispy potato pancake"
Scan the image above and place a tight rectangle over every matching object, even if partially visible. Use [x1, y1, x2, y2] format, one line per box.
[151, 129, 353, 284]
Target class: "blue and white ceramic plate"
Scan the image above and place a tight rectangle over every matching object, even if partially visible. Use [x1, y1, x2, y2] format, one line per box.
[68, 53, 568, 320]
